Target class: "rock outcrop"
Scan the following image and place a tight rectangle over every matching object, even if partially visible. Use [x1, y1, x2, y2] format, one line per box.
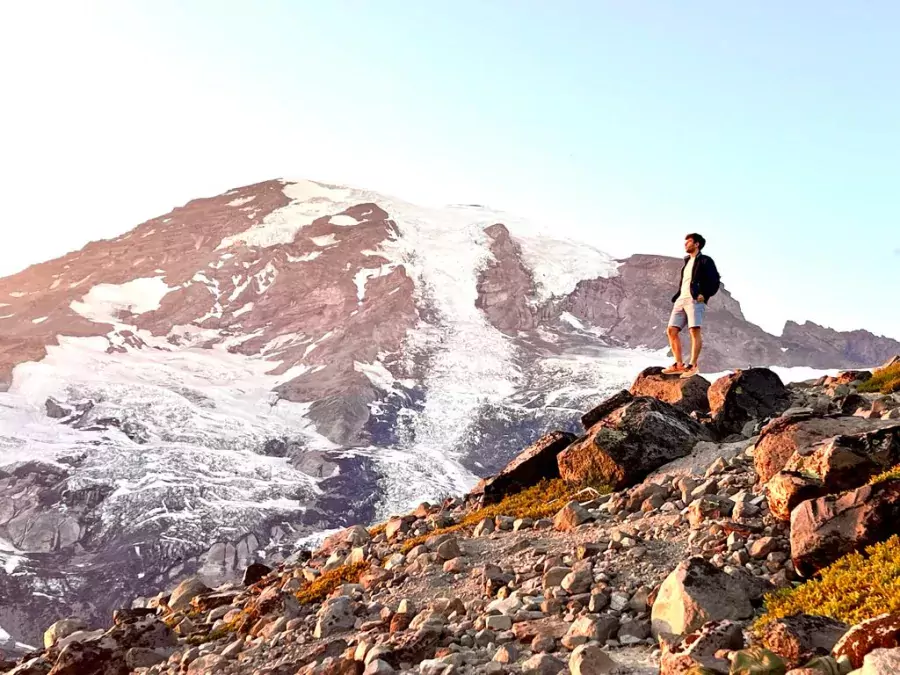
[790, 479, 900, 577]
[629, 367, 710, 415]
[708, 367, 791, 438]
[558, 396, 707, 489]
[650, 558, 754, 638]
[471, 431, 577, 505]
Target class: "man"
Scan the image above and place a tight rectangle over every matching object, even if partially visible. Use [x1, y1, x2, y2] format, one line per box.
[662, 233, 720, 377]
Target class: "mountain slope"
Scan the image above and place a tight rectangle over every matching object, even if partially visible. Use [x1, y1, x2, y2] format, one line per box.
[0, 178, 898, 645]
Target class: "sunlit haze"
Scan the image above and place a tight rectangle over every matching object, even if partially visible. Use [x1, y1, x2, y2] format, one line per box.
[1, 1, 898, 338]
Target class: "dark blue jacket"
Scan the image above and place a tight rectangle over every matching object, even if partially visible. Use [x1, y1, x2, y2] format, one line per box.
[672, 253, 721, 303]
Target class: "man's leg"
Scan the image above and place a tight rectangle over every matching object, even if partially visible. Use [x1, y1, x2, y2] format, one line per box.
[689, 327, 703, 368]
[681, 301, 706, 377]
[667, 326, 684, 366]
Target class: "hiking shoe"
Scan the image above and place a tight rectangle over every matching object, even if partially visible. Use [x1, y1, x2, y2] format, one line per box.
[680, 364, 698, 378]
[662, 363, 685, 375]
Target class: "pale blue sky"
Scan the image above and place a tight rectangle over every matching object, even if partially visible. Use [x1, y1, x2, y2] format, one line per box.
[1, 2, 898, 338]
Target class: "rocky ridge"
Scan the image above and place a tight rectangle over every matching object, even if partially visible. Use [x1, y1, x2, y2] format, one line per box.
[4, 358, 900, 674]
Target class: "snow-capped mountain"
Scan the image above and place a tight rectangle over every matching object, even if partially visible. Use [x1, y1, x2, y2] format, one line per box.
[1, 178, 898, 647]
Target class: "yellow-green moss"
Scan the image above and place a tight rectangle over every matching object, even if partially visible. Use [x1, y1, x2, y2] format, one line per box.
[368, 522, 388, 538]
[871, 464, 900, 485]
[754, 534, 900, 632]
[399, 478, 609, 553]
[858, 363, 900, 394]
[295, 561, 369, 605]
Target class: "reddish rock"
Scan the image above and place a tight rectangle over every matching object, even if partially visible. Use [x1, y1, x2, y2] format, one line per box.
[707, 368, 791, 438]
[830, 370, 874, 386]
[782, 425, 900, 494]
[754, 415, 891, 484]
[790, 479, 900, 577]
[472, 430, 577, 505]
[629, 366, 711, 414]
[512, 618, 569, 643]
[766, 471, 826, 521]
[659, 620, 744, 675]
[558, 397, 706, 489]
[761, 614, 849, 668]
[833, 612, 900, 669]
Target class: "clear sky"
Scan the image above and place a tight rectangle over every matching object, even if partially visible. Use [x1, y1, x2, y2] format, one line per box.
[1, 2, 898, 339]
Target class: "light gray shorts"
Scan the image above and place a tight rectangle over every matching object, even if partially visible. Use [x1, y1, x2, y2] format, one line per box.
[668, 298, 706, 329]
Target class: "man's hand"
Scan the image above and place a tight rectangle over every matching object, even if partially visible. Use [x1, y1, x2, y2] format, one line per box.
[697, 295, 706, 304]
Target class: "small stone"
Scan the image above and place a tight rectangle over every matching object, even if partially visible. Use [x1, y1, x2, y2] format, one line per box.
[562, 616, 619, 650]
[436, 538, 463, 561]
[750, 537, 779, 559]
[514, 517, 535, 531]
[562, 568, 593, 594]
[221, 638, 245, 659]
[543, 566, 572, 590]
[474, 518, 495, 537]
[494, 643, 519, 663]
[569, 643, 617, 675]
[475, 628, 497, 647]
[522, 653, 566, 674]
[364, 658, 396, 674]
[577, 543, 603, 559]
[609, 592, 630, 612]
[528, 633, 556, 653]
[443, 558, 465, 574]
[486, 615, 513, 631]
[554, 501, 591, 532]
[589, 593, 610, 612]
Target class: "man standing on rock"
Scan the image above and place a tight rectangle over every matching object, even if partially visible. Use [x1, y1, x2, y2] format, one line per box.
[662, 233, 720, 377]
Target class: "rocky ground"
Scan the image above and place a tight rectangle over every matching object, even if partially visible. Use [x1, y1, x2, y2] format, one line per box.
[3, 362, 900, 675]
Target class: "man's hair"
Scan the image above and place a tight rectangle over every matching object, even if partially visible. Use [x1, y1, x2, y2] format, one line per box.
[686, 233, 706, 250]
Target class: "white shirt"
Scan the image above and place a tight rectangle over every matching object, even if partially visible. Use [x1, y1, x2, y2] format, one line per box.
[679, 254, 697, 301]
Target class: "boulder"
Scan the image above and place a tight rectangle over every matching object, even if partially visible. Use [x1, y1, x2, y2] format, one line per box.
[629, 366, 711, 414]
[766, 471, 827, 521]
[754, 415, 891, 484]
[106, 614, 176, 651]
[761, 614, 849, 668]
[658, 620, 744, 675]
[833, 612, 900, 669]
[314, 597, 357, 638]
[651, 557, 753, 637]
[473, 431, 577, 505]
[580, 389, 633, 430]
[791, 479, 900, 577]
[320, 524, 371, 555]
[242, 562, 272, 586]
[167, 576, 210, 612]
[781, 425, 900, 495]
[48, 640, 124, 675]
[859, 647, 900, 674]
[708, 368, 791, 438]
[553, 501, 591, 532]
[43, 618, 88, 649]
[559, 397, 707, 489]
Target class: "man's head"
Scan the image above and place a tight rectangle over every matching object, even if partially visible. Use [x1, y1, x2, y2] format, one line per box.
[685, 233, 706, 255]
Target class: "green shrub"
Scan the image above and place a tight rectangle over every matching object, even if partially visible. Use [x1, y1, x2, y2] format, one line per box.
[755, 535, 900, 632]
[858, 363, 900, 394]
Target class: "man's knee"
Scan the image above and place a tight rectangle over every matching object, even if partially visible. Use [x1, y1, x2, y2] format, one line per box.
[667, 326, 681, 337]
[689, 326, 702, 336]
